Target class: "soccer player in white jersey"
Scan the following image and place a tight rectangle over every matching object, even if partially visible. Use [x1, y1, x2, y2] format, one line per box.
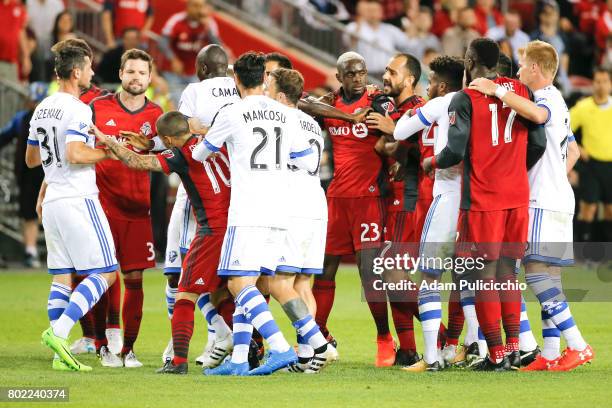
[392, 56, 474, 372]
[469, 40, 593, 371]
[161, 44, 238, 366]
[24, 40, 118, 372]
[192, 52, 317, 376]
[266, 68, 336, 373]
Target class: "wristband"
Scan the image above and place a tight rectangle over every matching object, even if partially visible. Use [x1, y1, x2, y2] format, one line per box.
[494, 85, 508, 99]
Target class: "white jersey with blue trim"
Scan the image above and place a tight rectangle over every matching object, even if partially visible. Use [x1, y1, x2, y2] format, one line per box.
[528, 85, 575, 214]
[415, 91, 460, 196]
[178, 76, 241, 126]
[201, 95, 313, 228]
[28, 92, 97, 204]
[288, 109, 327, 220]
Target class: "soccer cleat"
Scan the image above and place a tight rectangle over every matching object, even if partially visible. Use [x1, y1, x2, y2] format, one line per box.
[394, 349, 420, 367]
[283, 358, 309, 373]
[248, 348, 298, 376]
[123, 350, 143, 368]
[41, 327, 91, 372]
[196, 333, 233, 368]
[549, 345, 594, 371]
[24, 252, 41, 268]
[508, 351, 521, 370]
[465, 342, 480, 364]
[248, 339, 263, 369]
[106, 328, 123, 355]
[519, 346, 541, 367]
[52, 357, 72, 371]
[70, 337, 96, 354]
[401, 359, 441, 372]
[304, 345, 336, 374]
[98, 345, 123, 368]
[204, 359, 249, 376]
[471, 356, 511, 372]
[375, 334, 396, 367]
[162, 338, 174, 363]
[442, 344, 467, 366]
[156, 360, 188, 374]
[325, 334, 339, 361]
[520, 354, 560, 371]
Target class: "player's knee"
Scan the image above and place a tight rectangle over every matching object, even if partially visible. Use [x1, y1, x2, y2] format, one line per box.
[167, 274, 180, 288]
[176, 292, 198, 303]
[604, 204, 612, 220]
[102, 271, 117, 286]
[579, 202, 597, 221]
[123, 269, 143, 279]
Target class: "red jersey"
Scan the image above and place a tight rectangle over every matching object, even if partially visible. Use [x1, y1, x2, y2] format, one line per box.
[323, 90, 385, 198]
[388, 95, 424, 212]
[0, 1, 26, 64]
[575, 0, 606, 37]
[91, 93, 163, 220]
[80, 85, 111, 105]
[161, 12, 217, 77]
[444, 77, 532, 211]
[416, 101, 435, 204]
[104, 0, 153, 38]
[157, 137, 230, 232]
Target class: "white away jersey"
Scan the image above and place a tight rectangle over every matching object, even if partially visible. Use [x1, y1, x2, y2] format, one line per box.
[28, 92, 98, 203]
[288, 109, 327, 220]
[416, 92, 460, 196]
[201, 95, 312, 228]
[528, 85, 575, 214]
[178, 76, 241, 126]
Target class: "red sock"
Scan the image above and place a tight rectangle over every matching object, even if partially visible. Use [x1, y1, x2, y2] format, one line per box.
[437, 322, 447, 348]
[92, 293, 109, 351]
[216, 297, 235, 328]
[390, 301, 416, 351]
[475, 277, 504, 362]
[313, 279, 336, 337]
[172, 299, 195, 365]
[446, 289, 464, 346]
[106, 271, 121, 328]
[362, 275, 389, 336]
[121, 277, 143, 355]
[499, 273, 521, 349]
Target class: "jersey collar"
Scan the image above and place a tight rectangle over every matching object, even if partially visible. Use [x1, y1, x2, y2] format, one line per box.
[115, 93, 150, 115]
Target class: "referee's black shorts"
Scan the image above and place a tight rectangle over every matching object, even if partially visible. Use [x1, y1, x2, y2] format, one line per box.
[580, 158, 612, 204]
[18, 167, 44, 220]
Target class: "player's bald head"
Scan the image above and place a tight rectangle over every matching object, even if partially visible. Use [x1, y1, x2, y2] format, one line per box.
[336, 51, 365, 73]
[196, 44, 228, 80]
[156, 111, 190, 138]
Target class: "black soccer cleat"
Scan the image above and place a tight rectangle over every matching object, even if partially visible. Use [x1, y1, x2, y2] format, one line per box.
[156, 360, 188, 374]
[520, 346, 541, 367]
[472, 356, 512, 372]
[394, 349, 420, 367]
[247, 339, 263, 370]
[508, 351, 521, 370]
[465, 342, 480, 363]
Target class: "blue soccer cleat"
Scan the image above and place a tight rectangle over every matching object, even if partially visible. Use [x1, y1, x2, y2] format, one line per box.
[248, 348, 298, 376]
[203, 359, 249, 376]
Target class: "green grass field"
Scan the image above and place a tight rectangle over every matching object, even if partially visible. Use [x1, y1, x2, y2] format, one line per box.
[0, 267, 610, 408]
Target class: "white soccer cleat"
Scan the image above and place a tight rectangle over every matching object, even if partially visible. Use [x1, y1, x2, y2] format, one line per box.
[304, 344, 337, 374]
[99, 345, 123, 368]
[442, 344, 457, 365]
[70, 337, 95, 354]
[106, 328, 123, 355]
[162, 338, 174, 363]
[327, 343, 339, 362]
[196, 333, 233, 368]
[123, 350, 143, 368]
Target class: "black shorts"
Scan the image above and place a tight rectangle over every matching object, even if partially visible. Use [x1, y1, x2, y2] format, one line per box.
[580, 159, 612, 204]
[18, 167, 44, 220]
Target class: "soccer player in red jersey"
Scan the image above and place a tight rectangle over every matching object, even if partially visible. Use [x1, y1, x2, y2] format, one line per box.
[90, 49, 164, 368]
[424, 38, 546, 370]
[366, 53, 426, 367]
[102, 0, 154, 48]
[93, 111, 230, 375]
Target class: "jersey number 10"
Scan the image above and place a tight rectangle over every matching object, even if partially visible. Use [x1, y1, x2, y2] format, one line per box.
[489, 104, 517, 146]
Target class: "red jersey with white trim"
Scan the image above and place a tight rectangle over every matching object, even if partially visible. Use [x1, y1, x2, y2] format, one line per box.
[157, 137, 230, 232]
[91, 93, 163, 220]
[80, 85, 111, 105]
[323, 90, 385, 198]
[416, 101, 435, 203]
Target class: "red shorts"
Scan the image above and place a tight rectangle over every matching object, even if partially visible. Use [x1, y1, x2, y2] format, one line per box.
[179, 230, 224, 294]
[456, 207, 528, 261]
[414, 198, 433, 242]
[326, 196, 385, 255]
[107, 215, 155, 272]
[385, 210, 416, 243]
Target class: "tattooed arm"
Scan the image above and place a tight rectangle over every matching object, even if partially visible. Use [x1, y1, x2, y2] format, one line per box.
[92, 126, 163, 172]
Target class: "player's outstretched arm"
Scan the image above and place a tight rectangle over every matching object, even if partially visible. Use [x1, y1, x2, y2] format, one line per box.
[468, 78, 549, 124]
[92, 126, 162, 171]
[298, 96, 370, 123]
[66, 141, 109, 164]
[393, 110, 428, 141]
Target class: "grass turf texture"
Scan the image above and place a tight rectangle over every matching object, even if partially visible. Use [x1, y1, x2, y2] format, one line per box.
[0, 267, 610, 408]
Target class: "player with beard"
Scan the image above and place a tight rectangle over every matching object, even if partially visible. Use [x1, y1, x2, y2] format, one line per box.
[89, 49, 163, 368]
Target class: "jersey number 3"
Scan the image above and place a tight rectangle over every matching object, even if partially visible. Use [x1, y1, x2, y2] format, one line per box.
[38, 126, 62, 168]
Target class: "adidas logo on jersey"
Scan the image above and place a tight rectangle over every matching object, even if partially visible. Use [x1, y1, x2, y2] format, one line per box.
[195, 278, 205, 285]
[106, 119, 117, 126]
[232, 259, 240, 266]
[79, 122, 88, 130]
[279, 256, 286, 263]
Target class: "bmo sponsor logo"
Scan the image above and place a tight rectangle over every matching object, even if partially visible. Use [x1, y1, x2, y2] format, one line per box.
[328, 123, 369, 139]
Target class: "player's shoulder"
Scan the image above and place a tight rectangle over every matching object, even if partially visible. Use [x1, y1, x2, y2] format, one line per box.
[144, 98, 164, 115]
[89, 92, 116, 109]
[534, 85, 564, 106]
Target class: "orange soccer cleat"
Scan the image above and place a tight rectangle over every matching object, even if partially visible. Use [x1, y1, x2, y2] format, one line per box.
[375, 334, 396, 367]
[549, 345, 594, 372]
[520, 354, 560, 371]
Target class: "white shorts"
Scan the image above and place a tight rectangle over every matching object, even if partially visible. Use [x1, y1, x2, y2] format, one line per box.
[524, 208, 574, 266]
[43, 195, 118, 275]
[276, 218, 327, 275]
[418, 192, 460, 275]
[164, 184, 196, 275]
[217, 226, 287, 277]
